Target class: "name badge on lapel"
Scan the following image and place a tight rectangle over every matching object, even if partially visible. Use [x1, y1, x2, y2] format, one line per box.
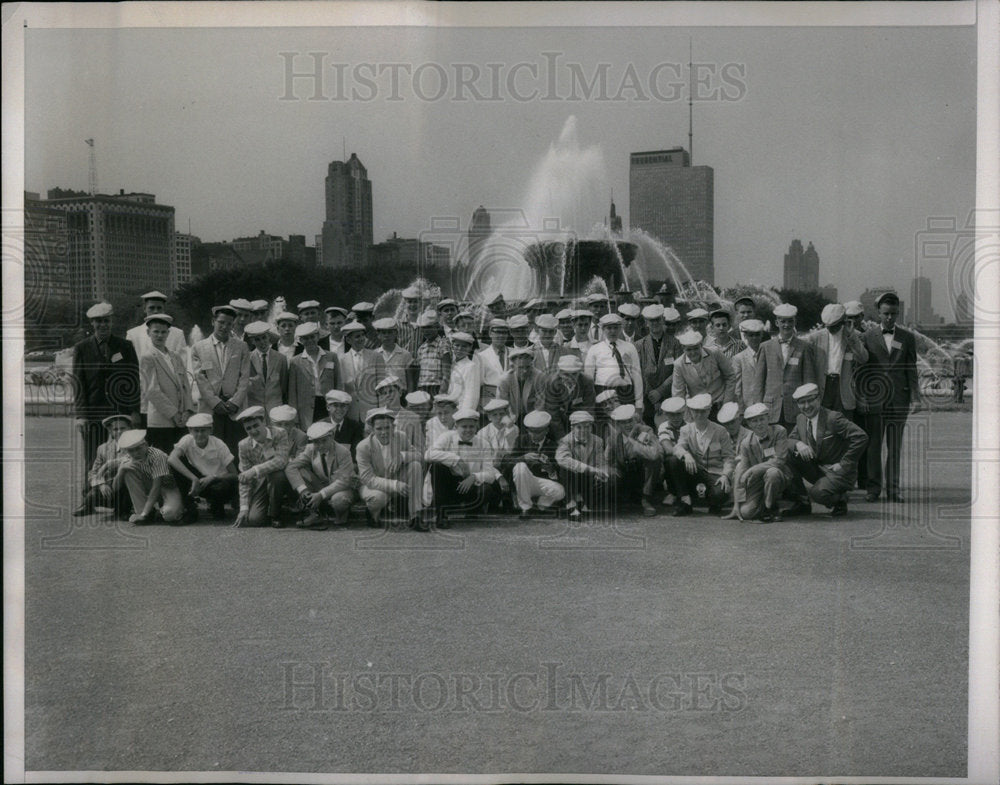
[763, 447, 776, 458]
[111, 352, 123, 363]
[325, 360, 336, 370]
[663, 357, 674, 367]
[788, 356, 799, 366]
[891, 340, 902, 351]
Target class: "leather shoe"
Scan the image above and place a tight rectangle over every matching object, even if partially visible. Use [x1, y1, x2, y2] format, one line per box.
[640, 499, 657, 517]
[830, 501, 848, 517]
[864, 492, 880, 503]
[72, 503, 94, 517]
[671, 502, 692, 517]
[785, 500, 812, 516]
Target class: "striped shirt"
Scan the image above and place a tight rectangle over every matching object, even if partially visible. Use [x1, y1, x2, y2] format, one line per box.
[124, 446, 171, 483]
[417, 336, 451, 387]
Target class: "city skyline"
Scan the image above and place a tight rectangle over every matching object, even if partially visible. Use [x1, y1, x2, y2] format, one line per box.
[24, 20, 975, 317]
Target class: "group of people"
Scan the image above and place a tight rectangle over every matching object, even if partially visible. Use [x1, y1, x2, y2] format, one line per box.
[70, 284, 921, 529]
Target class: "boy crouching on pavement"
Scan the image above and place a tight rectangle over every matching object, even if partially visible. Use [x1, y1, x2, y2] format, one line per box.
[115, 429, 184, 524]
[167, 412, 238, 522]
[234, 406, 291, 528]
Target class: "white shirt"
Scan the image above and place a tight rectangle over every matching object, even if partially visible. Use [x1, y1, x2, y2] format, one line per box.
[302, 348, 323, 395]
[778, 335, 794, 364]
[276, 341, 296, 360]
[583, 339, 644, 405]
[883, 328, 895, 354]
[210, 333, 230, 373]
[827, 331, 846, 375]
[808, 415, 819, 442]
[173, 434, 233, 477]
[449, 356, 481, 412]
[425, 430, 500, 483]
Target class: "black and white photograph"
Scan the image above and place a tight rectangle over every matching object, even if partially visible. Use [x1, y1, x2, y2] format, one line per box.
[3, 1, 998, 782]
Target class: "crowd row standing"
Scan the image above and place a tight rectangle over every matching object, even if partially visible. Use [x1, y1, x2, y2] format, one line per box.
[70, 285, 920, 529]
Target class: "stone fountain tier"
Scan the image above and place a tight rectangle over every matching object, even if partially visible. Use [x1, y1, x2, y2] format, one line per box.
[524, 239, 639, 298]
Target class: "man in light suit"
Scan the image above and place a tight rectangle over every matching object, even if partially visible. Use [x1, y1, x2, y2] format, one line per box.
[754, 303, 819, 431]
[125, 290, 187, 426]
[234, 406, 292, 528]
[498, 347, 546, 426]
[664, 393, 735, 516]
[73, 302, 141, 483]
[635, 304, 682, 427]
[732, 319, 766, 412]
[244, 321, 289, 413]
[856, 291, 921, 503]
[357, 408, 426, 530]
[337, 320, 386, 422]
[139, 313, 194, 453]
[555, 410, 610, 519]
[727, 402, 792, 522]
[285, 420, 357, 529]
[191, 304, 252, 458]
[805, 303, 869, 418]
[786, 383, 868, 516]
[286, 322, 339, 430]
[532, 314, 577, 376]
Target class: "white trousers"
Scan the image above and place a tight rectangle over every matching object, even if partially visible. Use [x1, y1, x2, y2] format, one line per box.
[512, 462, 565, 511]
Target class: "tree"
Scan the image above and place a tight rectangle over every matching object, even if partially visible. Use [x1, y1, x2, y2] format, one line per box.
[776, 288, 835, 332]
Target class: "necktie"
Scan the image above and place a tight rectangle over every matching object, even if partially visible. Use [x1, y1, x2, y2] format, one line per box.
[321, 452, 329, 477]
[610, 342, 627, 378]
[98, 340, 109, 361]
[261, 351, 267, 381]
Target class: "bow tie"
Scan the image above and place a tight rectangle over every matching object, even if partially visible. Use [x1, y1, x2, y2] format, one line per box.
[882, 328, 895, 335]
[778, 337, 792, 344]
[458, 440, 473, 446]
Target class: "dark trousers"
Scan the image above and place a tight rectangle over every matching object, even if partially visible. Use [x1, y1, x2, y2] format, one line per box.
[146, 426, 183, 454]
[865, 409, 908, 496]
[786, 452, 854, 508]
[557, 466, 611, 510]
[610, 456, 662, 507]
[429, 464, 499, 514]
[852, 408, 869, 489]
[173, 455, 238, 513]
[954, 377, 966, 403]
[822, 374, 844, 413]
[663, 456, 728, 508]
[78, 420, 106, 485]
[213, 413, 245, 460]
[312, 396, 327, 424]
[81, 481, 132, 516]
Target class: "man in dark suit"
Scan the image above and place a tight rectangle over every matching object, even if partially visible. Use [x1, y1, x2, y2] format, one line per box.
[856, 291, 921, 502]
[785, 383, 868, 516]
[321, 389, 364, 459]
[72, 302, 141, 483]
[542, 353, 597, 440]
[498, 347, 546, 427]
[635, 304, 682, 427]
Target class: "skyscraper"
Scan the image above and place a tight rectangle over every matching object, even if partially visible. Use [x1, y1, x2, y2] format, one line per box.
[468, 205, 491, 265]
[629, 147, 714, 283]
[783, 240, 820, 291]
[37, 189, 175, 304]
[321, 153, 373, 267]
[910, 276, 940, 324]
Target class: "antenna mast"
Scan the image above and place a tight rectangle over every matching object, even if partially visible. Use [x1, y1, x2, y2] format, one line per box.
[85, 138, 97, 195]
[688, 39, 693, 164]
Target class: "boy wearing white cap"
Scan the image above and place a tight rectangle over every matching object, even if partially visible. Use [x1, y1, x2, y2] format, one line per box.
[356, 409, 426, 530]
[478, 398, 519, 511]
[244, 321, 288, 414]
[190, 304, 251, 457]
[541, 353, 597, 440]
[502, 410, 565, 518]
[785, 383, 868, 516]
[531, 314, 574, 375]
[125, 291, 187, 360]
[373, 318, 415, 391]
[115, 430, 185, 524]
[285, 421, 358, 529]
[286, 323, 340, 430]
[168, 412, 238, 521]
[425, 408, 502, 524]
[234, 407, 292, 528]
[732, 319, 767, 412]
[605, 404, 662, 516]
[425, 394, 458, 450]
[671, 330, 736, 419]
[725, 402, 792, 522]
[273, 312, 300, 360]
[664, 394, 735, 516]
[140, 314, 194, 453]
[73, 415, 133, 518]
[555, 410, 610, 519]
[269, 405, 309, 459]
[338, 321, 387, 422]
[498, 347, 547, 427]
[656, 397, 688, 508]
[73, 302, 141, 481]
[447, 332, 482, 413]
[755, 303, 819, 431]
[805, 303, 869, 416]
[321, 390, 364, 459]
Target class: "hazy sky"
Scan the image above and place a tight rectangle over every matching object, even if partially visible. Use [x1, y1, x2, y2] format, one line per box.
[25, 22, 976, 315]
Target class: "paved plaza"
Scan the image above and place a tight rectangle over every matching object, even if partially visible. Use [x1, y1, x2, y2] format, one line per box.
[22, 412, 971, 776]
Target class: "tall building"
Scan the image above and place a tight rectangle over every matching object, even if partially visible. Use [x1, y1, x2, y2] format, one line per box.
[232, 230, 285, 259]
[818, 284, 839, 303]
[783, 240, 820, 291]
[172, 232, 192, 290]
[910, 276, 941, 324]
[370, 232, 451, 268]
[314, 234, 323, 267]
[38, 188, 175, 303]
[321, 153, 373, 267]
[629, 147, 714, 283]
[24, 195, 75, 303]
[608, 200, 623, 235]
[468, 205, 492, 264]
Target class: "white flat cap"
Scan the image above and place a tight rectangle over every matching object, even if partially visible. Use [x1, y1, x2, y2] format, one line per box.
[297, 300, 320, 310]
[229, 298, 253, 311]
[678, 330, 704, 347]
[450, 331, 474, 344]
[243, 321, 273, 337]
[569, 410, 594, 425]
[404, 390, 431, 406]
[185, 413, 214, 428]
[454, 408, 480, 422]
[434, 393, 458, 405]
[596, 390, 618, 404]
[306, 421, 335, 440]
[402, 286, 421, 299]
[523, 410, 552, 429]
[324, 389, 352, 404]
[117, 429, 147, 449]
[235, 406, 266, 421]
[660, 396, 686, 414]
[483, 398, 510, 413]
[686, 308, 709, 320]
[86, 302, 113, 319]
[716, 401, 740, 424]
[686, 393, 713, 411]
[507, 314, 530, 329]
[101, 414, 131, 428]
[821, 303, 847, 326]
[556, 309, 573, 321]
[144, 313, 174, 325]
[372, 317, 397, 331]
[599, 313, 623, 326]
[844, 300, 864, 317]
[341, 321, 367, 334]
[294, 322, 319, 338]
[535, 314, 558, 330]
[365, 407, 397, 423]
[250, 299, 268, 311]
[641, 303, 665, 320]
[509, 346, 534, 360]
[618, 303, 641, 318]
[557, 354, 583, 372]
[586, 293, 606, 304]
[662, 307, 682, 323]
[375, 375, 403, 392]
[611, 404, 636, 422]
[436, 298, 457, 310]
[488, 318, 509, 329]
[739, 319, 765, 333]
[572, 310, 593, 320]
[141, 290, 167, 301]
[793, 383, 820, 401]
[274, 311, 299, 323]
[773, 303, 798, 318]
[268, 405, 298, 423]
[324, 306, 349, 317]
[744, 402, 770, 419]
[351, 302, 375, 313]
[212, 305, 236, 318]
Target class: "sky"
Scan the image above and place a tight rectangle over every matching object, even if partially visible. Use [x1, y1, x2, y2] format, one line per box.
[24, 19, 976, 316]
